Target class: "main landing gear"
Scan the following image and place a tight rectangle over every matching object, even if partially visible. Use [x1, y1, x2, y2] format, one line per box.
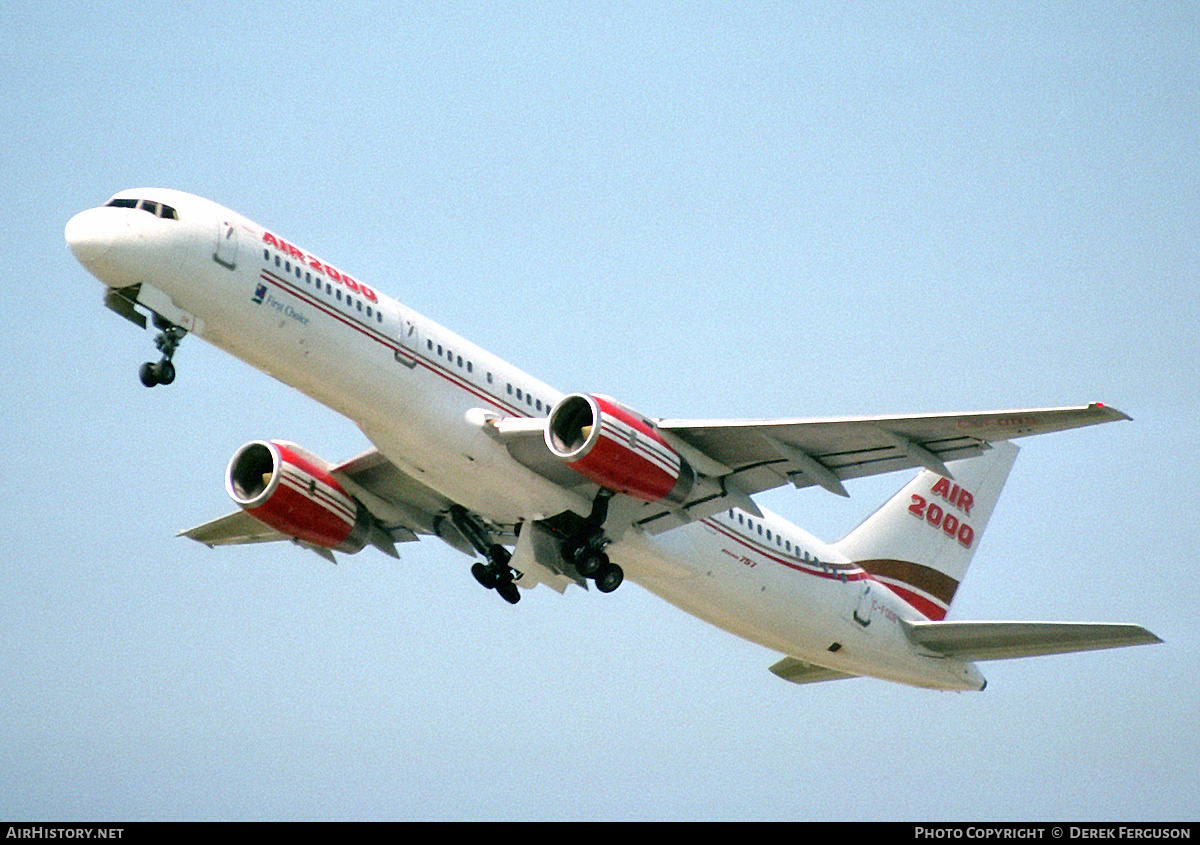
[138, 317, 187, 388]
[558, 490, 624, 594]
[450, 491, 627, 604]
[449, 506, 522, 605]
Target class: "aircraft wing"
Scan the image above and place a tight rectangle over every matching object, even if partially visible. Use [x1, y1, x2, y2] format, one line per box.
[655, 402, 1128, 499]
[901, 620, 1162, 661]
[487, 402, 1129, 535]
[179, 509, 290, 546]
[181, 447, 469, 559]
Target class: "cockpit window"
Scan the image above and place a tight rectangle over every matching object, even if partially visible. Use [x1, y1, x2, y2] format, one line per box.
[105, 197, 178, 220]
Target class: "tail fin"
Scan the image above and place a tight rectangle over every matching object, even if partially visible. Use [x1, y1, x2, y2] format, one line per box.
[834, 441, 1020, 620]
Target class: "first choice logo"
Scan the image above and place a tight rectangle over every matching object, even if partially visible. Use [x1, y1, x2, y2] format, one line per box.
[909, 476, 976, 548]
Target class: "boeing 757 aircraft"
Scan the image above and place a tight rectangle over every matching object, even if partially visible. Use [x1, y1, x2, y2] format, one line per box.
[65, 188, 1160, 690]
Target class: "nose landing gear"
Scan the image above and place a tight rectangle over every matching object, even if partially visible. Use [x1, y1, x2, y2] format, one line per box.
[138, 319, 187, 387]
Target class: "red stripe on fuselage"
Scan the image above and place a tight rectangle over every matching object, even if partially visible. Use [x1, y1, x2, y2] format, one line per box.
[258, 269, 531, 419]
[703, 517, 939, 619]
[702, 517, 863, 583]
[873, 583, 946, 621]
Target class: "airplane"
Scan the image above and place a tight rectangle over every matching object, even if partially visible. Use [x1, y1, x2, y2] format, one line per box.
[65, 188, 1161, 691]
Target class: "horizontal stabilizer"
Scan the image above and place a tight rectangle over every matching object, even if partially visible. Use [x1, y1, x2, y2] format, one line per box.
[769, 657, 857, 685]
[902, 619, 1162, 662]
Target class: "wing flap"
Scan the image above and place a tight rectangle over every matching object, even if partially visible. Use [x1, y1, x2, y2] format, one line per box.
[902, 619, 1162, 662]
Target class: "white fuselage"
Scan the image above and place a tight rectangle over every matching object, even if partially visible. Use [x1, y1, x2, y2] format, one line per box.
[66, 188, 985, 690]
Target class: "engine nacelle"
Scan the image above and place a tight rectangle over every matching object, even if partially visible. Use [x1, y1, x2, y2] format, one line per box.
[546, 393, 694, 504]
[225, 440, 371, 553]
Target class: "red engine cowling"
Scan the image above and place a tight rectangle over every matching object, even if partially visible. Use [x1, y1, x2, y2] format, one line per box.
[225, 440, 370, 553]
[546, 393, 694, 503]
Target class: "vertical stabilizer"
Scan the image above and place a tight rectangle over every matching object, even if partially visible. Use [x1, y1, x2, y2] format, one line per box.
[834, 441, 1019, 620]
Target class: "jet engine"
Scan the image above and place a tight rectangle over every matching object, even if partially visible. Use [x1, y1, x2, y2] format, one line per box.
[225, 440, 372, 553]
[546, 393, 694, 504]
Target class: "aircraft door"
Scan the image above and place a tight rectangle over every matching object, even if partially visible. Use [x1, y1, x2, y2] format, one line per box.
[213, 220, 238, 270]
[852, 582, 874, 627]
[394, 313, 419, 368]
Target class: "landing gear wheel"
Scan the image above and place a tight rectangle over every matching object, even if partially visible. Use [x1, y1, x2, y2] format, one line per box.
[594, 562, 624, 594]
[576, 549, 607, 579]
[139, 362, 159, 387]
[495, 579, 521, 605]
[136, 323, 187, 388]
[446, 506, 524, 604]
[471, 562, 497, 590]
[561, 538, 584, 566]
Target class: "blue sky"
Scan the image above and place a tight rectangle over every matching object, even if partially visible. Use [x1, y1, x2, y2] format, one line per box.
[2, 1, 1197, 821]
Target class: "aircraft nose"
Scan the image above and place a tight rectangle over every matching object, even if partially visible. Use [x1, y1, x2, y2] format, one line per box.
[66, 208, 112, 263]
[65, 207, 137, 282]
